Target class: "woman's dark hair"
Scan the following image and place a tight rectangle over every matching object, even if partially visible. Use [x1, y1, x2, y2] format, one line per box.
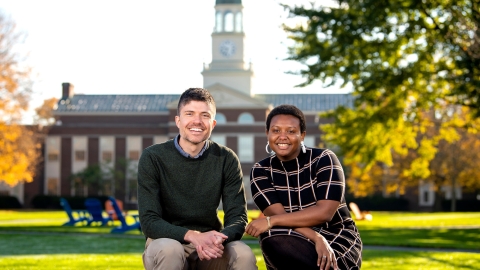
[177, 88, 216, 115]
[266, 104, 306, 133]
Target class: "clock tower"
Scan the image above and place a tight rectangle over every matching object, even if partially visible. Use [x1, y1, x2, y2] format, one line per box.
[202, 0, 254, 96]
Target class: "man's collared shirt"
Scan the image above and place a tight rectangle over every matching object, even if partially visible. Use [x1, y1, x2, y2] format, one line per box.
[174, 134, 209, 159]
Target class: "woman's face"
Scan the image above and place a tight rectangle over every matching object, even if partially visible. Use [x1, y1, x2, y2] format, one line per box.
[267, 114, 306, 161]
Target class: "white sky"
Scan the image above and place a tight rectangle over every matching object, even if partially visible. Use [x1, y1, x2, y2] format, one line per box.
[1, 0, 347, 121]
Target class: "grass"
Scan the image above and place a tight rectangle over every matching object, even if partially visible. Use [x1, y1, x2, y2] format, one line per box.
[1, 210, 480, 269]
[355, 212, 480, 250]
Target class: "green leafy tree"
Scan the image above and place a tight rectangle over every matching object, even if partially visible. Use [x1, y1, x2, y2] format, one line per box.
[70, 157, 138, 201]
[70, 164, 103, 196]
[283, 1, 480, 191]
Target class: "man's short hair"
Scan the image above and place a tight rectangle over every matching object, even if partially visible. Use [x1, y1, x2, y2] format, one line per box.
[266, 104, 306, 133]
[177, 88, 216, 116]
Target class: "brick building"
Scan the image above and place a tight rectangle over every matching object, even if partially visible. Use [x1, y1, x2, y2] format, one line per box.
[20, 0, 353, 209]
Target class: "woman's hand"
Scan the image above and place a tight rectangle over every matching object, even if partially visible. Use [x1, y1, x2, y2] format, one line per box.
[245, 217, 270, 237]
[314, 234, 337, 270]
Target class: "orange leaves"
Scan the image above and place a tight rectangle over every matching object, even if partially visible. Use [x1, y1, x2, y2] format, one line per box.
[34, 98, 58, 126]
[0, 12, 41, 186]
[0, 12, 32, 124]
[0, 123, 41, 186]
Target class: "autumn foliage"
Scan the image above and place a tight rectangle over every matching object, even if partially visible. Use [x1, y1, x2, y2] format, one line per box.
[283, 1, 480, 200]
[0, 12, 42, 186]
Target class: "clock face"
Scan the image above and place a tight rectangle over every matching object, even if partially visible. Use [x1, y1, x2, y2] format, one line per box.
[219, 40, 236, 57]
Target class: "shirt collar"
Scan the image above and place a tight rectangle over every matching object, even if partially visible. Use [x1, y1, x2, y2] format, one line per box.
[174, 134, 209, 159]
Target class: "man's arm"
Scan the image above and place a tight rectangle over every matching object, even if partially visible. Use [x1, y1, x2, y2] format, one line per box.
[137, 149, 189, 241]
[219, 150, 248, 243]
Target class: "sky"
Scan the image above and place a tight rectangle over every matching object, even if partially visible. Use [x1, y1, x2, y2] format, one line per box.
[1, 0, 347, 121]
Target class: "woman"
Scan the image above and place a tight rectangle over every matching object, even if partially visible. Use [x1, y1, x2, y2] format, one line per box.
[246, 104, 362, 270]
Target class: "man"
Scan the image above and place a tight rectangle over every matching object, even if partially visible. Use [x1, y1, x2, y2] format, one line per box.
[138, 88, 257, 270]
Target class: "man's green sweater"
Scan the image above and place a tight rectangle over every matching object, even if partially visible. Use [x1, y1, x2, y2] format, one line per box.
[137, 139, 248, 244]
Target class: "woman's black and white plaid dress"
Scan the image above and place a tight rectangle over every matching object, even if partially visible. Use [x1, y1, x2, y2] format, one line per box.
[250, 147, 362, 269]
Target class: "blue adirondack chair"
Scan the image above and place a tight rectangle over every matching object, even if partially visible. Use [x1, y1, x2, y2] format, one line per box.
[84, 198, 113, 226]
[107, 196, 141, 233]
[60, 197, 88, 226]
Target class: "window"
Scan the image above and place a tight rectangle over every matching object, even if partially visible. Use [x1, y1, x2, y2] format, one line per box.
[47, 178, 59, 195]
[102, 151, 113, 162]
[238, 135, 254, 162]
[235, 12, 242, 32]
[216, 11, 223, 32]
[238, 112, 254, 123]
[129, 150, 140, 161]
[419, 182, 434, 206]
[303, 136, 316, 149]
[128, 179, 138, 203]
[210, 135, 226, 146]
[224, 11, 234, 32]
[75, 150, 85, 161]
[243, 176, 253, 203]
[423, 191, 429, 203]
[48, 152, 59, 161]
[215, 113, 227, 124]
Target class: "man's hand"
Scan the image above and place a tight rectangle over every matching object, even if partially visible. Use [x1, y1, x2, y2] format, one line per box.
[184, 230, 228, 260]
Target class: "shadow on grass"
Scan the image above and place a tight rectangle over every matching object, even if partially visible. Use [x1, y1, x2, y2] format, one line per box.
[363, 249, 480, 270]
[0, 224, 143, 235]
[0, 233, 144, 255]
[358, 227, 480, 251]
[0, 230, 261, 256]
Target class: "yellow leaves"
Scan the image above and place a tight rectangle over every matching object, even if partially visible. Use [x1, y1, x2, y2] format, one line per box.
[34, 97, 58, 126]
[0, 12, 40, 186]
[0, 123, 41, 187]
[0, 12, 32, 124]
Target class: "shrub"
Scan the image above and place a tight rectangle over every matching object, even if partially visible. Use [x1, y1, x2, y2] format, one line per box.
[31, 195, 61, 209]
[441, 200, 480, 212]
[0, 195, 22, 209]
[30, 195, 110, 210]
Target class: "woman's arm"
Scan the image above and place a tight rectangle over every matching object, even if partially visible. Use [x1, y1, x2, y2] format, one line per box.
[245, 199, 339, 236]
[269, 199, 339, 228]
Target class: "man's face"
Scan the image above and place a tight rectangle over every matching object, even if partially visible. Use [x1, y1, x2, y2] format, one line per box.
[175, 100, 217, 147]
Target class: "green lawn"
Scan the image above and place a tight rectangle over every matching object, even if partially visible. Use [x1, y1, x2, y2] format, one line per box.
[355, 212, 480, 250]
[1, 210, 479, 269]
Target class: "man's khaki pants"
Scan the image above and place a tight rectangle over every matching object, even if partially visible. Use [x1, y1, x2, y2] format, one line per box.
[143, 238, 258, 270]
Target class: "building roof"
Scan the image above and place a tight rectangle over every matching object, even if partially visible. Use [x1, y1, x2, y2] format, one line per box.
[55, 94, 180, 113]
[216, 0, 242, 4]
[256, 93, 354, 112]
[55, 93, 353, 113]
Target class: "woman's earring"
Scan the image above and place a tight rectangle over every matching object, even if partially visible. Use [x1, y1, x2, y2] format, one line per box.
[301, 141, 306, 153]
[265, 142, 274, 155]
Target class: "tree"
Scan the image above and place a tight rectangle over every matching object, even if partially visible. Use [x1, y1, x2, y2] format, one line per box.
[0, 12, 40, 186]
[346, 107, 480, 211]
[34, 98, 58, 128]
[70, 157, 138, 202]
[428, 123, 480, 211]
[282, 1, 480, 189]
